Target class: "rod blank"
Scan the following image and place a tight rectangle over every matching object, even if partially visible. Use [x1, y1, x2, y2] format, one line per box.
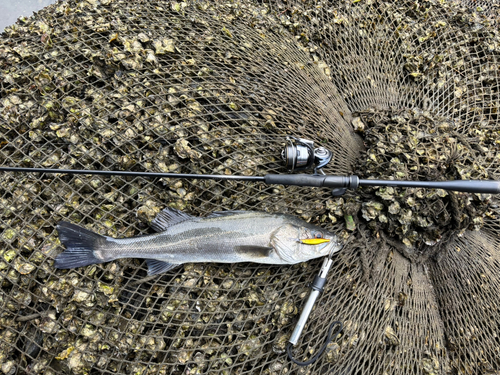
[0, 167, 265, 182]
[358, 179, 500, 195]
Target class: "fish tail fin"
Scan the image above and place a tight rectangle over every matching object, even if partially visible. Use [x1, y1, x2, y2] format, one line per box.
[54, 221, 107, 269]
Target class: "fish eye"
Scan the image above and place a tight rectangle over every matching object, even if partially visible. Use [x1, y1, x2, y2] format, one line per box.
[315, 232, 323, 239]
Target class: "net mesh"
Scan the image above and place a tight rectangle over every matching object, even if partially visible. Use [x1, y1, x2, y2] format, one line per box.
[0, 0, 499, 374]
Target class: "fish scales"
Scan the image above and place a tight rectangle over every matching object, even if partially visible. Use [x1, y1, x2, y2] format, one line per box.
[101, 219, 277, 263]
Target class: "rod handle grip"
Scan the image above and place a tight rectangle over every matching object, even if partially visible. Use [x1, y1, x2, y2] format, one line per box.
[265, 174, 359, 189]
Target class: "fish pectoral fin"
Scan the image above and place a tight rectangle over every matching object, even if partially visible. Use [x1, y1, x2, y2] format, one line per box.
[235, 246, 272, 258]
[151, 208, 195, 232]
[146, 259, 180, 275]
[270, 233, 296, 264]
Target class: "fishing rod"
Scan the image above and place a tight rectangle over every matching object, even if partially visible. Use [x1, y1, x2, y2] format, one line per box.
[1, 137, 499, 195]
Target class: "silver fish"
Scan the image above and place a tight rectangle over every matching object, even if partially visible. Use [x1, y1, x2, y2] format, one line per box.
[54, 208, 341, 275]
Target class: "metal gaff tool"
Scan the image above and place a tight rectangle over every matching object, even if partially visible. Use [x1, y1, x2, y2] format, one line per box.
[286, 246, 343, 366]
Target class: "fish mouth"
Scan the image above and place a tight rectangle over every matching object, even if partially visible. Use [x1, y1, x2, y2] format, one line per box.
[300, 238, 331, 245]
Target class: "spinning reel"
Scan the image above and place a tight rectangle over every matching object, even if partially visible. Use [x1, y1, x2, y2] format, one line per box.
[282, 137, 333, 174]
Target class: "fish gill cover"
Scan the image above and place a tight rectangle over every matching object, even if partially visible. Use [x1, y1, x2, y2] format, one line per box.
[0, 0, 499, 374]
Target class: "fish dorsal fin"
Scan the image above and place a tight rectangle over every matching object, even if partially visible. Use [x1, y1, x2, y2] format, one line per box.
[235, 245, 272, 258]
[206, 210, 249, 218]
[151, 208, 195, 232]
[146, 259, 179, 275]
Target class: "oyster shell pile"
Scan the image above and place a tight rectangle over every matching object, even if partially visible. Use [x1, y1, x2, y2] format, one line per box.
[1, 0, 500, 374]
[351, 107, 494, 252]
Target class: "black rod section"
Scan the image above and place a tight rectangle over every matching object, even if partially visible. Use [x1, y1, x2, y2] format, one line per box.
[359, 179, 500, 194]
[0, 167, 265, 182]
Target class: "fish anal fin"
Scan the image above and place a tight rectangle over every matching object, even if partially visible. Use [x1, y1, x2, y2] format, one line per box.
[146, 259, 179, 275]
[235, 246, 272, 258]
[151, 208, 195, 232]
